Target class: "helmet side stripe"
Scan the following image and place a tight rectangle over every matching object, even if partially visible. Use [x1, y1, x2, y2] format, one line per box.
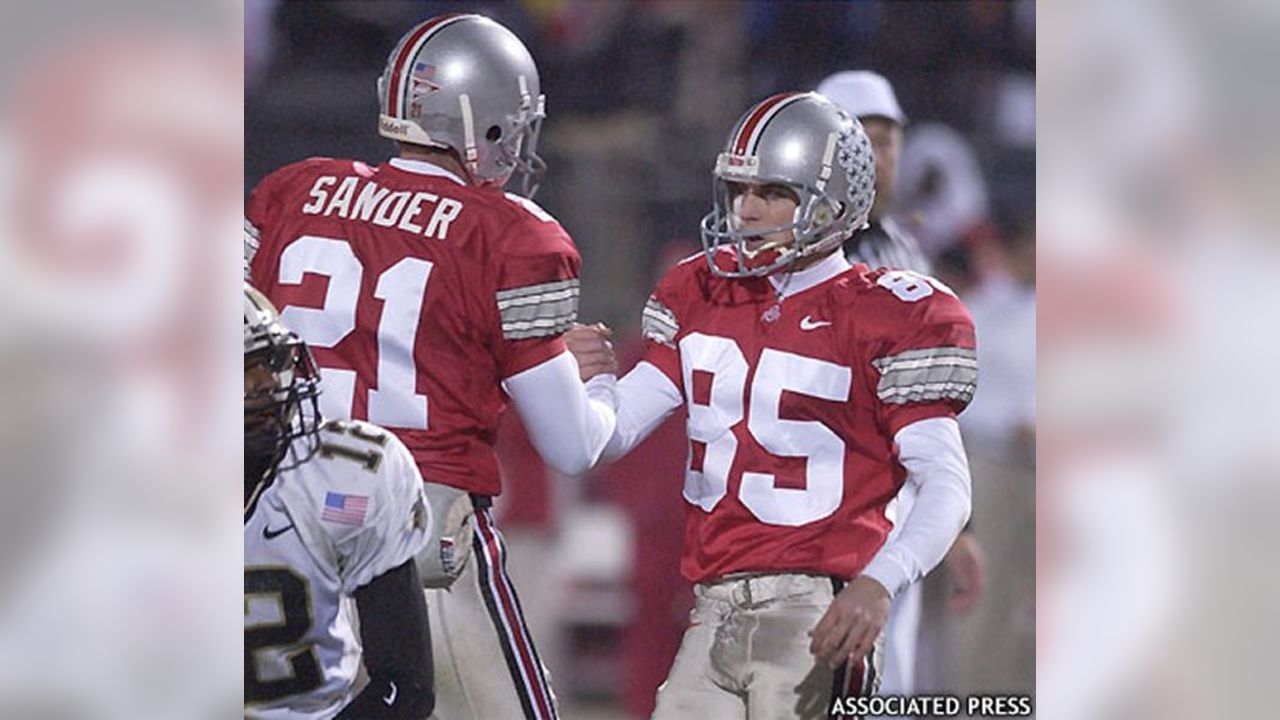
[388, 13, 469, 118]
[731, 92, 802, 156]
[742, 93, 806, 156]
[387, 18, 442, 117]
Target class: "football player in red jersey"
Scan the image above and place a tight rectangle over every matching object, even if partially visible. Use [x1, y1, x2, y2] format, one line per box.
[245, 14, 617, 720]
[571, 92, 977, 719]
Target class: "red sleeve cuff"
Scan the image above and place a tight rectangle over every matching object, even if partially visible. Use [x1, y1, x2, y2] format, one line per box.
[882, 403, 957, 438]
[642, 341, 683, 392]
[500, 336, 567, 379]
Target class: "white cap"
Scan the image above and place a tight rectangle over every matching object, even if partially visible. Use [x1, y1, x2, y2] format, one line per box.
[816, 70, 906, 125]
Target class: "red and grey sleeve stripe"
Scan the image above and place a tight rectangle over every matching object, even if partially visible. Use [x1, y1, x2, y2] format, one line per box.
[496, 279, 580, 341]
[871, 347, 978, 405]
[384, 13, 470, 118]
[729, 92, 806, 157]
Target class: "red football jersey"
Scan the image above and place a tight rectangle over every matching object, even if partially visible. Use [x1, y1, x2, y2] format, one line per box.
[641, 251, 977, 583]
[247, 158, 580, 496]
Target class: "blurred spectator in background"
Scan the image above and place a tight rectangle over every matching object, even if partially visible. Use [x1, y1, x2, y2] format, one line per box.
[931, 244, 979, 300]
[893, 123, 994, 264]
[819, 70, 987, 703]
[245, 0, 277, 89]
[818, 70, 930, 273]
[961, 216, 1036, 459]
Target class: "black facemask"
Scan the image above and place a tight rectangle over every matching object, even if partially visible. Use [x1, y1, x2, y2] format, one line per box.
[243, 341, 322, 522]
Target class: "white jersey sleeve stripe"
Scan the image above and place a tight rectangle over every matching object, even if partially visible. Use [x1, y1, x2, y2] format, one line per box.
[496, 285, 578, 309]
[499, 296, 578, 324]
[501, 315, 576, 340]
[871, 346, 977, 370]
[642, 297, 679, 347]
[495, 278, 579, 303]
[877, 366, 979, 392]
[496, 279, 580, 340]
[877, 381, 976, 405]
[244, 217, 261, 280]
[872, 347, 977, 405]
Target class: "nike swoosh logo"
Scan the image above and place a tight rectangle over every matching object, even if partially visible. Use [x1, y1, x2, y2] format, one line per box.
[262, 523, 294, 540]
[799, 315, 832, 330]
[383, 681, 397, 706]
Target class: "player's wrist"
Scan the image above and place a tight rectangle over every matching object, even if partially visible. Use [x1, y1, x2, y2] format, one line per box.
[853, 574, 891, 603]
[858, 558, 906, 601]
[585, 372, 618, 412]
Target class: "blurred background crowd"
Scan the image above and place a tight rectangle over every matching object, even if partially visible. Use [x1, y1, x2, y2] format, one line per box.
[247, 1, 1035, 717]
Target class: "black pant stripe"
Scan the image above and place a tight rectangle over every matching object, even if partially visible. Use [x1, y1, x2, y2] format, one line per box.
[471, 528, 541, 719]
[485, 519, 559, 719]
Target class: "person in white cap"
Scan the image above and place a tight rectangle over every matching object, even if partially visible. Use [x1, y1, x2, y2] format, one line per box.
[816, 70, 988, 700]
[816, 70, 930, 273]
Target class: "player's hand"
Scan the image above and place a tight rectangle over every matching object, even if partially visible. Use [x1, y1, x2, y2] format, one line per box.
[565, 322, 616, 381]
[944, 531, 986, 615]
[808, 575, 890, 669]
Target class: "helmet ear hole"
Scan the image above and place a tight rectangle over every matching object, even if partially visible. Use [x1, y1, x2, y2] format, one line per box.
[812, 198, 840, 227]
[486, 125, 503, 142]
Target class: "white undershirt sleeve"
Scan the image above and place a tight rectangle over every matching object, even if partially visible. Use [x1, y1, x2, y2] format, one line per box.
[591, 361, 684, 462]
[502, 351, 618, 476]
[860, 416, 973, 599]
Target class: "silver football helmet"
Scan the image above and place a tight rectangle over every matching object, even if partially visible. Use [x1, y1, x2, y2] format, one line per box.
[377, 13, 547, 197]
[699, 92, 876, 277]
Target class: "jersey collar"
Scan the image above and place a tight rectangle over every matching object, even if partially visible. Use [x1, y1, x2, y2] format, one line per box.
[767, 250, 852, 300]
[388, 158, 467, 186]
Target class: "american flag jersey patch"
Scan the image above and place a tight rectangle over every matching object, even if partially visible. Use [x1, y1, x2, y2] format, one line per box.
[322, 492, 369, 525]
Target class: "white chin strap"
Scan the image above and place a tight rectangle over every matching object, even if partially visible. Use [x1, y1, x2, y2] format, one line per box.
[458, 93, 478, 170]
[741, 236, 792, 259]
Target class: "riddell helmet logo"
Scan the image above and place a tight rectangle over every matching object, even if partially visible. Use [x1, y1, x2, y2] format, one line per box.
[380, 117, 410, 134]
[715, 152, 759, 177]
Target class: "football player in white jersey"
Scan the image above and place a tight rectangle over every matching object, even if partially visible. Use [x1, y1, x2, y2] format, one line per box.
[244, 282, 435, 719]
